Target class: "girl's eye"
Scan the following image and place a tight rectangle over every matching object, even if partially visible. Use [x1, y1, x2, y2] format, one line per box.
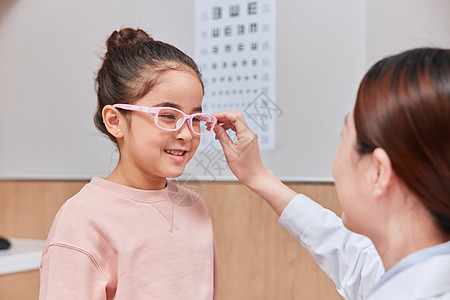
[159, 114, 176, 120]
[192, 117, 201, 123]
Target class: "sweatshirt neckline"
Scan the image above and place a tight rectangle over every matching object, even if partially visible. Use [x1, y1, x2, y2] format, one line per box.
[90, 177, 173, 202]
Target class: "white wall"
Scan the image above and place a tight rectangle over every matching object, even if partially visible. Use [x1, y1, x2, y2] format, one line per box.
[0, 0, 449, 181]
[0, 0, 196, 179]
[366, 0, 450, 67]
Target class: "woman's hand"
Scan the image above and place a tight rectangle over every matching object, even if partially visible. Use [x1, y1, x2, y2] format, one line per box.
[213, 110, 297, 215]
[213, 110, 265, 185]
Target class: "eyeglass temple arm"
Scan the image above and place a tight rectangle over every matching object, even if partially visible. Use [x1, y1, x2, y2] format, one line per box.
[113, 104, 156, 113]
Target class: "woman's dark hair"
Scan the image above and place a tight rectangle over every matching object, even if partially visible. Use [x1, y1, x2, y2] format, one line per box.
[354, 48, 450, 233]
[94, 27, 203, 143]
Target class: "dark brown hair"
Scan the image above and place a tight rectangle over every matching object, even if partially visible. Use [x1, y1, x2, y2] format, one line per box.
[354, 48, 450, 233]
[94, 28, 203, 143]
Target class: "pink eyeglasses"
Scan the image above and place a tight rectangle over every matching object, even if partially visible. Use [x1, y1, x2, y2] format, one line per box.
[113, 104, 217, 136]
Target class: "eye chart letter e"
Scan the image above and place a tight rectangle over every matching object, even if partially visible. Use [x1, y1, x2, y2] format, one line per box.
[194, 0, 278, 150]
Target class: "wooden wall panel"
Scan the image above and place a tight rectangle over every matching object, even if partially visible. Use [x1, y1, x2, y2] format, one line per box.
[0, 270, 40, 300]
[0, 180, 343, 300]
[200, 182, 342, 300]
[0, 181, 86, 239]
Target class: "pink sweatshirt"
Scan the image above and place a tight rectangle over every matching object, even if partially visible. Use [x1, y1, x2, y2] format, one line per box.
[40, 177, 216, 299]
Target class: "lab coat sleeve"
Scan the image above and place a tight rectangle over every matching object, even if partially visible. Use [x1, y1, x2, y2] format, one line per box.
[40, 243, 109, 300]
[279, 194, 385, 300]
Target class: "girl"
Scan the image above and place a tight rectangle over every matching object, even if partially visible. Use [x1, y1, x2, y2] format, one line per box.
[213, 48, 450, 299]
[40, 28, 217, 299]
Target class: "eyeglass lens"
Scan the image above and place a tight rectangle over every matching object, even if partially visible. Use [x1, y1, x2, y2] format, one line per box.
[157, 108, 214, 134]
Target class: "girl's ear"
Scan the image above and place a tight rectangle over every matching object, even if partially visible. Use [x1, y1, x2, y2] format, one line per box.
[371, 148, 395, 199]
[102, 105, 125, 139]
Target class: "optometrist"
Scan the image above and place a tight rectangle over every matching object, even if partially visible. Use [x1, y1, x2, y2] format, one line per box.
[212, 48, 450, 300]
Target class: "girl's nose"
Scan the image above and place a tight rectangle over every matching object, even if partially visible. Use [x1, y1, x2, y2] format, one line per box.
[176, 120, 194, 141]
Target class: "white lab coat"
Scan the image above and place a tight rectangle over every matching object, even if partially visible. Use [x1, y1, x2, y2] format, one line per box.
[279, 194, 450, 300]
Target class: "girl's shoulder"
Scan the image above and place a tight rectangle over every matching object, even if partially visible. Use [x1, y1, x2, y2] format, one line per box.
[47, 181, 99, 231]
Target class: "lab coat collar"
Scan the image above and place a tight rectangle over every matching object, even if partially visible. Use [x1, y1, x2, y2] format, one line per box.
[368, 241, 450, 299]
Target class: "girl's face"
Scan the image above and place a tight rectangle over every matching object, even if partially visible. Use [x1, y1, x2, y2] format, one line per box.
[119, 68, 204, 184]
[331, 111, 377, 235]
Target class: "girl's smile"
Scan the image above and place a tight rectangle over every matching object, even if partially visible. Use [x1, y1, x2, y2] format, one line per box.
[164, 148, 189, 162]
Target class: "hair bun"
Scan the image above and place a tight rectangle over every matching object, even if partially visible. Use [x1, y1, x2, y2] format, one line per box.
[106, 28, 153, 52]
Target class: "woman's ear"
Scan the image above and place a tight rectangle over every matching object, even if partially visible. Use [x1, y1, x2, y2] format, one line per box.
[371, 148, 395, 199]
[102, 105, 125, 139]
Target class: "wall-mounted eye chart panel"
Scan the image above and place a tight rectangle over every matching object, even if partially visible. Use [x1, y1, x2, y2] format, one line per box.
[186, 0, 364, 181]
[194, 0, 277, 150]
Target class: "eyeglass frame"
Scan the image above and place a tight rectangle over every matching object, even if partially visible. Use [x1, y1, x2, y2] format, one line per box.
[112, 103, 217, 136]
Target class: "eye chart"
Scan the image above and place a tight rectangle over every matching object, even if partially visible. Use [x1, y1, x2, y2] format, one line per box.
[194, 0, 278, 151]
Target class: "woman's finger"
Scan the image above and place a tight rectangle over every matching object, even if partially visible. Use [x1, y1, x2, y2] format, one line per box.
[213, 110, 245, 133]
[213, 124, 237, 158]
